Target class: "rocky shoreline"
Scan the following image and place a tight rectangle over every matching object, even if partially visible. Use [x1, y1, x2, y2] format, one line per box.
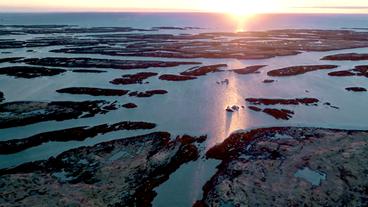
[0, 121, 156, 154]
[230, 65, 266, 75]
[110, 72, 158, 85]
[0, 66, 66, 78]
[56, 87, 129, 96]
[0, 132, 206, 206]
[45, 29, 368, 60]
[246, 98, 323, 120]
[267, 65, 338, 77]
[159, 74, 197, 81]
[322, 53, 368, 61]
[245, 98, 319, 106]
[346, 87, 367, 92]
[0, 100, 117, 129]
[19, 57, 200, 70]
[128, 90, 168, 98]
[180, 64, 227, 76]
[328, 65, 368, 78]
[196, 127, 368, 207]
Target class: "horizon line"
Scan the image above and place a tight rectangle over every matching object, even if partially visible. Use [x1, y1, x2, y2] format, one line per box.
[0, 10, 368, 15]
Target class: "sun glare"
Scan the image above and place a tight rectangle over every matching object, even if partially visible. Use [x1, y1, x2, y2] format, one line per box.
[199, 0, 285, 32]
[201, 0, 284, 16]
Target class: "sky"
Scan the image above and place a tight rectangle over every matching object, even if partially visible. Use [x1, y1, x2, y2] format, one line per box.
[0, 0, 368, 13]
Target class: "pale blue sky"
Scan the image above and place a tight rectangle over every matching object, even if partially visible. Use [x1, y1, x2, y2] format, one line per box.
[0, 0, 367, 13]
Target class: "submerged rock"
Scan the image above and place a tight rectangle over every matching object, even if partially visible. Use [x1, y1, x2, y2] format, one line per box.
[197, 127, 368, 207]
[0, 132, 205, 206]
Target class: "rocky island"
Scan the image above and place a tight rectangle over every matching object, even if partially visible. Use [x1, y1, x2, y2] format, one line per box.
[196, 127, 368, 207]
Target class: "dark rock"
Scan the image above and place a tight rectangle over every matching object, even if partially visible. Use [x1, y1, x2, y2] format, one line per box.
[328, 70, 356, 76]
[0, 91, 4, 102]
[328, 65, 368, 78]
[72, 69, 107, 73]
[324, 102, 340, 109]
[0, 66, 66, 78]
[56, 87, 129, 96]
[49, 30, 368, 60]
[180, 64, 227, 76]
[152, 27, 186, 30]
[226, 107, 234, 112]
[346, 87, 367, 92]
[199, 127, 368, 206]
[102, 102, 119, 111]
[322, 53, 368, 61]
[129, 90, 168, 98]
[267, 65, 337, 76]
[263, 79, 275, 83]
[0, 121, 156, 154]
[0, 132, 205, 206]
[230, 65, 266, 75]
[0, 100, 116, 129]
[262, 108, 294, 120]
[20, 57, 200, 70]
[151, 26, 201, 31]
[110, 72, 158, 85]
[248, 106, 262, 112]
[159, 74, 197, 81]
[0, 57, 23, 63]
[122, 103, 138, 109]
[246, 98, 319, 106]
[226, 105, 240, 112]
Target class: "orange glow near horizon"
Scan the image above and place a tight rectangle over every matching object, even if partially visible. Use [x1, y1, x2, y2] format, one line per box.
[1, 0, 368, 13]
[200, 0, 285, 16]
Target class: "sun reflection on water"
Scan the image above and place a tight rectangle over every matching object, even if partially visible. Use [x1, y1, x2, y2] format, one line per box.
[205, 69, 249, 149]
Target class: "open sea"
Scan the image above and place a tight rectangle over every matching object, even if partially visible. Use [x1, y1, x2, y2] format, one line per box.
[0, 13, 368, 31]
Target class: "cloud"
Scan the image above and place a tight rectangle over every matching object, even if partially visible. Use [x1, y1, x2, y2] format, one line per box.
[294, 6, 368, 10]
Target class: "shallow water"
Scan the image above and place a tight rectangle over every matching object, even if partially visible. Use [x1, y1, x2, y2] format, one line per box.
[0, 13, 368, 207]
[295, 167, 327, 186]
